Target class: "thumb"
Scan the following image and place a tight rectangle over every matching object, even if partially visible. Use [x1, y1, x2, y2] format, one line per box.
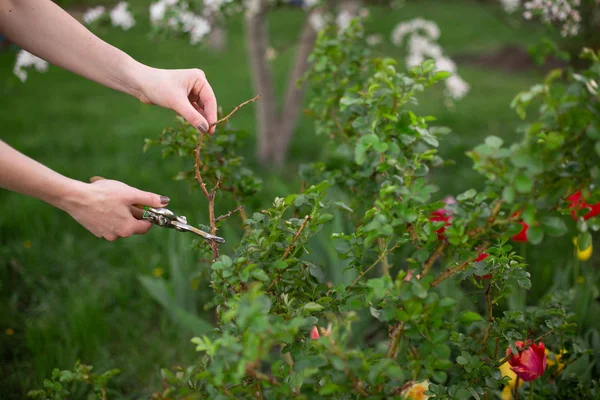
[130, 188, 170, 208]
[173, 98, 210, 134]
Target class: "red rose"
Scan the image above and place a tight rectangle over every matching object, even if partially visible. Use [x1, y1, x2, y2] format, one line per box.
[506, 341, 547, 382]
[512, 221, 529, 242]
[429, 209, 452, 240]
[310, 326, 320, 340]
[567, 191, 600, 220]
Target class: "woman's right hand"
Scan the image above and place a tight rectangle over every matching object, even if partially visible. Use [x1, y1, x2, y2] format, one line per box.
[63, 178, 170, 241]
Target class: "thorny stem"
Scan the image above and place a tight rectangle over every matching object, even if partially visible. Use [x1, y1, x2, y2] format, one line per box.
[282, 215, 311, 259]
[266, 215, 311, 292]
[386, 322, 404, 359]
[422, 241, 447, 276]
[349, 243, 399, 289]
[479, 281, 494, 356]
[215, 205, 245, 223]
[430, 243, 490, 287]
[193, 95, 261, 261]
[209, 94, 261, 128]
[377, 238, 391, 276]
[514, 376, 521, 400]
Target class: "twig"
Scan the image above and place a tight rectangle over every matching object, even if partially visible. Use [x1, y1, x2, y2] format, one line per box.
[349, 244, 399, 289]
[430, 243, 490, 287]
[386, 322, 404, 359]
[194, 132, 219, 261]
[479, 281, 494, 356]
[266, 215, 312, 292]
[377, 238, 391, 276]
[209, 94, 261, 128]
[282, 215, 311, 259]
[216, 205, 245, 223]
[422, 241, 447, 276]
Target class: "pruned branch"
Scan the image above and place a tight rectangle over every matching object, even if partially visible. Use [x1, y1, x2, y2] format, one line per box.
[209, 94, 261, 128]
[215, 205, 245, 224]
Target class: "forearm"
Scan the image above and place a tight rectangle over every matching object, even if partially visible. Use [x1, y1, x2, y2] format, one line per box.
[0, 140, 86, 212]
[0, 0, 148, 99]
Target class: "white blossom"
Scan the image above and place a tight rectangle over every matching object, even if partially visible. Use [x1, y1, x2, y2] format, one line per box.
[150, 1, 168, 25]
[309, 12, 326, 31]
[446, 75, 470, 100]
[303, 0, 318, 9]
[13, 50, 48, 83]
[83, 6, 106, 24]
[189, 17, 211, 44]
[391, 18, 469, 100]
[500, 0, 521, 13]
[110, 2, 135, 30]
[520, 0, 582, 37]
[366, 34, 382, 46]
[336, 10, 352, 31]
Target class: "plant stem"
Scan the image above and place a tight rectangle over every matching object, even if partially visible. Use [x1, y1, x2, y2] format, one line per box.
[349, 244, 399, 289]
[194, 132, 219, 261]
[530, 381, 534, 400]
[210, 94, 261, 128]
[281, 215, 311, 259]
[422, 241, 447, 276]
[430, 242, 490, 287]
[514, 377, 520, 400]
[479, 281, 494, 355]
[377, 238, 391, 276]
[215, 205, 245, 223]
[266, 215, 311, 292]
[386, 322, 404, 359]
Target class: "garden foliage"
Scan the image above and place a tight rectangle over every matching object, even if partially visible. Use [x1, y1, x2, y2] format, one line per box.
[30, 20, 600, 400]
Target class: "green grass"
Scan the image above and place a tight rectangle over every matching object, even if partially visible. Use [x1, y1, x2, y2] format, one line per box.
[1, 0, 590, 397]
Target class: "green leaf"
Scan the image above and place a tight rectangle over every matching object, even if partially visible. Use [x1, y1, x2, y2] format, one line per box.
[502, 186, 515, 203]
[515, 174, 533, 193]
[578, 232, 592, 251]
[485, 136, 503, 148]
[542, 216, 567, 237]
[456, 356, 469, 365]
[303, 302, 324, 313]
[527, 225, 544, 245]
[460, 311, 483, 325]
[457, 189, 477, 201]
[251, 269, 269, 281]
[432, 70, 451, 82]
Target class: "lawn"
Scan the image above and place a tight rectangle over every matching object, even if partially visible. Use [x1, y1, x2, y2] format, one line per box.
[0, 0, 577, 397]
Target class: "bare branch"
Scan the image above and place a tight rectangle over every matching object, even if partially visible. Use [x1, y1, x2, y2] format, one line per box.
[430, 242, 490, 287]
[422, 241, 447, 276]
[282, 215, 311, 259]
[210, 94, 261, 128]
[215, 205, 245, 224]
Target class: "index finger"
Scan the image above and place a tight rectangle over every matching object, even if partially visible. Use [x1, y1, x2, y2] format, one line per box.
[196, 79, 218, 135]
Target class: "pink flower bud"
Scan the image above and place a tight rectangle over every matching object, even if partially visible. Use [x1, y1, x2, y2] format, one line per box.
[310, 326, 320, 340]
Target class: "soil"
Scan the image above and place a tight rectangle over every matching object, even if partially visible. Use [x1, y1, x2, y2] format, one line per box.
[453, 45, 568, 73]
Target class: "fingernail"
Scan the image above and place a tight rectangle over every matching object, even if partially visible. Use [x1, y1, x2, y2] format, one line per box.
[160, 196, 170, 205]
[197, 121, 209, 134]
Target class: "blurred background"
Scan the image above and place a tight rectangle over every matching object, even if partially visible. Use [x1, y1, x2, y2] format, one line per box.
[1, 0, 598, 397]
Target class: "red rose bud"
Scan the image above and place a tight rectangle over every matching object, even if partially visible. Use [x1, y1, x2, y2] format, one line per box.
[475, 253, 488, 262]
[567, 191, 600, 220]
[310, 326, 320, 340]
[512, 221, 529, 242]
[429, 209, 452, 240]
[506, 341, 547, 382]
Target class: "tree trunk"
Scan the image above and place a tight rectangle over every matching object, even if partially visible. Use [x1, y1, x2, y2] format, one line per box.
[207, 25, 227, 51]
[245, 0, 278, 164]
[272, 14, 318, 165]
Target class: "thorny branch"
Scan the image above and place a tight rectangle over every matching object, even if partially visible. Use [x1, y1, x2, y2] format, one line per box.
[194, 95, 260, 261]
[430, 242, 490, 287]
[266, 215, 312, 292]
[209, 94, 261, 128]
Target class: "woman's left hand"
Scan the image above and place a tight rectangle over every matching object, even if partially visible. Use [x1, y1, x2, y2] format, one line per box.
[136, 67, 218, 135]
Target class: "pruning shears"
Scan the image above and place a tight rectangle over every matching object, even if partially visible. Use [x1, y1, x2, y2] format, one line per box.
[89, 176, 225, 243]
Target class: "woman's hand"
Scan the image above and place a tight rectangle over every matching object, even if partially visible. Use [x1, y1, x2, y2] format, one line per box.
[136, 67, 218, 135]
[63, 178, 171, 241]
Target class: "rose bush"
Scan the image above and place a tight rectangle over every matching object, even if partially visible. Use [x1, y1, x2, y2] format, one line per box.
[29, 18, 600, 400]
